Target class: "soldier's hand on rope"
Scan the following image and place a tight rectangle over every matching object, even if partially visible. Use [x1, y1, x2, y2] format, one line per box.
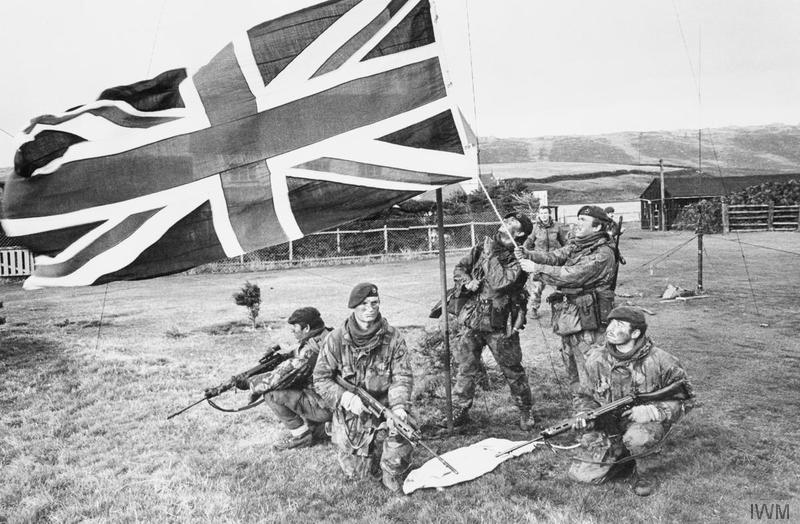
[340, 391, 365, 415]
[465, 279, 481, 292]
[204, 386, 221, 398]
[623, 404, 662, 423]
[519, 259, 538, 273]
[514, 246, 529, 259]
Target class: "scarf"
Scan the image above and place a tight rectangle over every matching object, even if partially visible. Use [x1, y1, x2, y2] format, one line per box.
[572, 231, 608, 251]
[344, 313, 384, 353]
[490, 232, 517, 264]
[608, 336, 650, 361]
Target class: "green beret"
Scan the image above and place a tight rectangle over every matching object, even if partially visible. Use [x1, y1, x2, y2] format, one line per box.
[607, 306, 646, 329]
[348, 282, 379, 308]
[287, 307, 324, 329]
[577, 205, 612, 224]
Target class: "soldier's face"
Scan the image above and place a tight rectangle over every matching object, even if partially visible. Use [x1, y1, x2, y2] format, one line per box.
[606, 319, 641, 347]
[575, 215, 600, 238]
[354, 296, 380, 324]
[290, 323, 308, 341]
[537, 208, 550, 221]
[498, 217, 524, 246]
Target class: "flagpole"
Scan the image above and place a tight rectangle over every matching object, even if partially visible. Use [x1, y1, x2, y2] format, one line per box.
[436, 188, 454, 432]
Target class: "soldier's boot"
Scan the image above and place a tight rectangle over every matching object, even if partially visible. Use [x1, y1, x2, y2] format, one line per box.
[630, 462, 656, 497]
[518, 408, 536, 431]
[273, 430, 314, 451]
[381, 471, 404, 494]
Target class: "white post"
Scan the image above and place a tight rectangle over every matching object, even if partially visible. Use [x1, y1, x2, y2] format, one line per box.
[288, 240, 293, 261]
[336, 228, 341, 253]
[383, 225, 389, 253]
[428, 226, 433, 252]
[470, 222, 476, 247]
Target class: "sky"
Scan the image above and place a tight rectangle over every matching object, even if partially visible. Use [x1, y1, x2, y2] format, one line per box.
[0, 0, 799, 163]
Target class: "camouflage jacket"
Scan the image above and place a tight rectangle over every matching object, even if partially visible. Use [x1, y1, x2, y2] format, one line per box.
[454, 236, 528, 332]
[522, 219, 567, 253]
[525, 233, 617, 293]
[313, 317, 413, 411]
[576, 337, 695, 422]
[250, 327, 331, 392]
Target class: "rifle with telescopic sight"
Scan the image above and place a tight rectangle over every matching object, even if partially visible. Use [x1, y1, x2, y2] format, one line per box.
[167, 345, 289, 420]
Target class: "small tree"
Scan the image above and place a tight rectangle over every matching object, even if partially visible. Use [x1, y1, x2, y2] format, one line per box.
[233, 282, 261, 329]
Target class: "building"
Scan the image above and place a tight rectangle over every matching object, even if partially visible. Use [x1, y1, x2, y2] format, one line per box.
[639, 172, 800, 230]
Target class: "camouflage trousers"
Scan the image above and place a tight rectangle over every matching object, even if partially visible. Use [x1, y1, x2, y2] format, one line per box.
[568, 416, 679, 484]
[330, 410, 413, 482]
[263, 388, 332, 431]
[527, 278, 546, 311]
[453, 329, 532, 413]
[560, 328, 605, 399]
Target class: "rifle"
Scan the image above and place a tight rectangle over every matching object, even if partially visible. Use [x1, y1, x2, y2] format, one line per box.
[334, 375, 459, 475]
[495, 379, 688, 457]
[610, 216, 626, 290]
[167, 346, 289, 420]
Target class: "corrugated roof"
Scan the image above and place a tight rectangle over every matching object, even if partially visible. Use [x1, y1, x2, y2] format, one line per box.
[640, 173, 800, 200]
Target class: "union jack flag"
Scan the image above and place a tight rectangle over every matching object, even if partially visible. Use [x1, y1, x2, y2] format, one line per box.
[1, 0, 476, 288]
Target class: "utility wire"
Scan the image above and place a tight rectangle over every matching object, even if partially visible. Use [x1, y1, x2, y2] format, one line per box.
[146, 0, 168, 78]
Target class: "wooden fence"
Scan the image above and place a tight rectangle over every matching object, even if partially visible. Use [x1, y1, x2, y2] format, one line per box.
[722, 203, 800, 233]
[0, 247, 34, 276]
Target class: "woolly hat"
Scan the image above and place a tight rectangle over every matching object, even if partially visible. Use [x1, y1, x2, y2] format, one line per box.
[287, 307, 324, 329]
[504, 211, 533, 238]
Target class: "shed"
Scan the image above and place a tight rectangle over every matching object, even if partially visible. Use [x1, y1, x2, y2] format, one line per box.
[639, 173, 800, 230]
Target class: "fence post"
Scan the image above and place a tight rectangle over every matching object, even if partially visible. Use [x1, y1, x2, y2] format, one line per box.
[721, 201, 730, 234]
[470, 222, 476, 247]
[427, 226, 433, 252]
[336, 228, 341, 253]
[288, 240, 293, 261]
[767, 203, 775, 231]
[383, 225, 389, 253]
[796, 205, 800, 232]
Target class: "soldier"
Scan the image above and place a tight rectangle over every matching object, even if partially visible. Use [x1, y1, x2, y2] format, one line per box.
[522, 206, 568, 319]
[514, 205, 618, 399]
[449, 211, 536, 430]
[569, 306, 695, 496]
[313, 283, 413, 493]
[248, 307, 333, 450]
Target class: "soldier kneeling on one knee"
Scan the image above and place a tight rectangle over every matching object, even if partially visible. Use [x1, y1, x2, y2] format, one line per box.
[568, 306, 695, 496]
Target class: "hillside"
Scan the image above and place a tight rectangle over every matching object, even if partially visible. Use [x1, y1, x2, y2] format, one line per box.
[478, 123, 800, 172]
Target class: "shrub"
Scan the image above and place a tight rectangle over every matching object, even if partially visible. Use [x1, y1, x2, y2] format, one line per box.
[673, 199, 722, 233]
[233, 282, 261, 329]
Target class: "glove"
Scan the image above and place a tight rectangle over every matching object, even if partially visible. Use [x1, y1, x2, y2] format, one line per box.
[519, 259, 537, 273]
[464, 279, 481, 292]
[625, 404, 662, 423]
[233, 373, 250, 390]
[340, 391, 365, 415]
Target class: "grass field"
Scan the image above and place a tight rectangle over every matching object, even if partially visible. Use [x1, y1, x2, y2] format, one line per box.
[1, 228, 799, 523]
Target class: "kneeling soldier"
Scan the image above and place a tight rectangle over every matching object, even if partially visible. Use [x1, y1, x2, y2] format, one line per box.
[313, 283, 414, 493]
[249, 307, 333, 450]
[569, 306, 695, 496]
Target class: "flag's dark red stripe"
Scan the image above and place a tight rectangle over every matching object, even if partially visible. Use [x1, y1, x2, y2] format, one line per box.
[194, 43, 257, 126]
[295, 157, 468, 186]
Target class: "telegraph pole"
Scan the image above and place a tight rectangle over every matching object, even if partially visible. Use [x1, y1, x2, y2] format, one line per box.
[659, 159, 666, 231]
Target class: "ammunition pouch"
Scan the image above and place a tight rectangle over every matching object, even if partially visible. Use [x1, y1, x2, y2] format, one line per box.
[549, 293, 582, 336]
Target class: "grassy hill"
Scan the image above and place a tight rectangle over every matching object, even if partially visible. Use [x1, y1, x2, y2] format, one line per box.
[479, 123, 800, 172]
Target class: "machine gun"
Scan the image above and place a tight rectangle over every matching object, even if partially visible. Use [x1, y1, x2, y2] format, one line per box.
[167, 346, 289, 420]
[495, 379, 688, 457]
[334, 375, 459, 475]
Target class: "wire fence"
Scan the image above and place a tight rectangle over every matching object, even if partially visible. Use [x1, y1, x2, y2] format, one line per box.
[196, 213, 502, 273]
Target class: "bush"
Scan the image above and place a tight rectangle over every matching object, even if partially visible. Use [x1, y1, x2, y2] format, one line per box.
[673, 199, 722, 233]
[233, 282, 261, 328]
